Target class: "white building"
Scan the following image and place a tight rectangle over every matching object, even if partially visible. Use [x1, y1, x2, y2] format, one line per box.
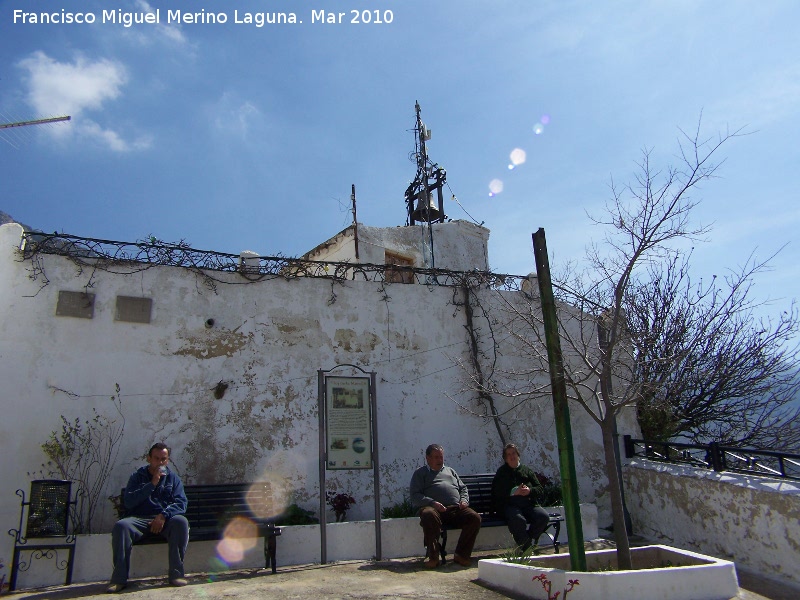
[0, 220, 634, 562]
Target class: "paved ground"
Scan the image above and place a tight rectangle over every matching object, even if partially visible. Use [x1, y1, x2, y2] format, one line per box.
[10, 545, 800, 599]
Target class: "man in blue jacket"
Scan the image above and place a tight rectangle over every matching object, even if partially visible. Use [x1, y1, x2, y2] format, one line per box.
[107, 443, 189, 592]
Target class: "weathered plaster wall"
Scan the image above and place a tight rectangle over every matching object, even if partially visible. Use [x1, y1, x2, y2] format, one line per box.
[304, 220, 490, 271]
[0, 222, 629, 573]
[624, 458, 800, 586]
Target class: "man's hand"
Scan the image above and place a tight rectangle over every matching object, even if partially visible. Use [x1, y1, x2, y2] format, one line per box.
[432, 501, 446, 513]
[514, 484, 531, 496]
[459, 500, 468, 509]
[150, 469, 164, 487]
[149, 514, 166, 534]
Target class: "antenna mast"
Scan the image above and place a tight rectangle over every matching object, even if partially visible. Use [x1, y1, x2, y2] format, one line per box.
[404, 102, 446, 227]
[0, 115, 71, 130]
[404, 102, 447, 269]
[1, 115, 72, 149]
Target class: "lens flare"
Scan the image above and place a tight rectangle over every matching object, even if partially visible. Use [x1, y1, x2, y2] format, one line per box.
[540, 114, 551, 125]
[217, 516, 259, 564]
[510, 148, 526, 166]
[488, 179, 504, 196]
[207, 556, 228, 581]
[533, 123, 544, 135]
[246, 477, 291, 519]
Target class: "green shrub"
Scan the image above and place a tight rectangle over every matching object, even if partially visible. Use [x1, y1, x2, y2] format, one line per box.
[501, 544, 537, 564]
[381, 496, 415, 519]
[535, 472, 563, 507]
[274, 503, 318, 525]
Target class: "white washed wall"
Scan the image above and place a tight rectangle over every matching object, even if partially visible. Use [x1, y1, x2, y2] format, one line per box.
[0, 222, 633, 579]
[624, 459, 800, 586]
[303, 220, 491, 272]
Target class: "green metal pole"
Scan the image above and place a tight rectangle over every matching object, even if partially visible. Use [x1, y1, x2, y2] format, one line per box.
[532, 228, 586, 571]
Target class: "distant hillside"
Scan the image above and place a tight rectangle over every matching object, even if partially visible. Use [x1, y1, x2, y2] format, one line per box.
[0, 210, 31, 230]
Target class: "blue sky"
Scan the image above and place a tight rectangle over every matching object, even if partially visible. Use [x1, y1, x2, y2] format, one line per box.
[2, 1, 799, 312]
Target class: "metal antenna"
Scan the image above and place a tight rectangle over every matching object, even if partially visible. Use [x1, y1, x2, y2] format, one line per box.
[0, 115, 71, 130]
[351, 184, 360, 260]
[404, 102, 447, 269]
[405, 102, 446, 227]
[0, 115, 71, 148]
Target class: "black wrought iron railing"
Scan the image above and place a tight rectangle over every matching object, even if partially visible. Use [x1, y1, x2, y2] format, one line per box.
[18, 231, 529, 291]
[624, 435, 800, 481]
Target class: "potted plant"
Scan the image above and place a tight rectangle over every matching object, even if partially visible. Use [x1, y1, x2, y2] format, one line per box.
[326, 491, 356, 522]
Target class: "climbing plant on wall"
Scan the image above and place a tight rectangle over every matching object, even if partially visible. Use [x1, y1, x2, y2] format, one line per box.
[34, 384, 126, 534]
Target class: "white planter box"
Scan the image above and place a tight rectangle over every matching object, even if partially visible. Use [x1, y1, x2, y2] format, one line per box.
[478, 545, 739, 600]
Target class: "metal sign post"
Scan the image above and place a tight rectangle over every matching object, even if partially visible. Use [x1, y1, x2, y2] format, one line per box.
[318, 365, 381, 564]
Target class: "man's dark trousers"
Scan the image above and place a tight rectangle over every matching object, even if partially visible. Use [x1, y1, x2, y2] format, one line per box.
[110, 515, 189, 584]
[419, 505, 481, 559]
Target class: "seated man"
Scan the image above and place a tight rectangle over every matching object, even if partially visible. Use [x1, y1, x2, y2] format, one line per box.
[491, 443, 550, 551]
[107, 442, 190, 592]
[409, 444, 481, 568]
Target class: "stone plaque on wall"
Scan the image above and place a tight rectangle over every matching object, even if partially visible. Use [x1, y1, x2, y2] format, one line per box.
[55, 290, 95, 319]
[115, 296, 152, 324]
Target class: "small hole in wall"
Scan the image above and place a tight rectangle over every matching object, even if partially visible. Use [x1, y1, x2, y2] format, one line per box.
[205, 318, 215, 328]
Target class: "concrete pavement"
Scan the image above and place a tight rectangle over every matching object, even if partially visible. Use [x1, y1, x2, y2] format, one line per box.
[9, 546, 800, 600]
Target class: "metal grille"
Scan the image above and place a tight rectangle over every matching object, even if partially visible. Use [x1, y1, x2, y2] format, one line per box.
[25, 480, 72, 538]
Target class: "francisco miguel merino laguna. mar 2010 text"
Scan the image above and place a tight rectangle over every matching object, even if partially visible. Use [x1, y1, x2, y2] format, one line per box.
[12, 8, 396, 27]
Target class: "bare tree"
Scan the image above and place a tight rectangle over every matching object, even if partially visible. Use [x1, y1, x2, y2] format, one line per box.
[628, 252, 800, 449]
[465, 120, 756, 569]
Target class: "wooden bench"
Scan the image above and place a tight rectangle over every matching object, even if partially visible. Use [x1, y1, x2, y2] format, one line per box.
[123, 482, 282, 573]
[438, 473, 564, 562]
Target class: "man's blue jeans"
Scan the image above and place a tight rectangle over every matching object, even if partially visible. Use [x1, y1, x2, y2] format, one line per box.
[110, 515, 190, 584]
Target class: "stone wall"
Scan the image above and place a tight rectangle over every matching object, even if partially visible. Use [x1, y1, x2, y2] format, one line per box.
[624, 458, 800, 586]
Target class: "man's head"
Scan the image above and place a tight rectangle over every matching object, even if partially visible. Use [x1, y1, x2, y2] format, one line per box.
[425, 444, 444, 471]
[503, 443, 521, 468]
[147, 442, 170, 472]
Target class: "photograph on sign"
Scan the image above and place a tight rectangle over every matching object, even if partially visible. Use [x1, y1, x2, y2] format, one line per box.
[325, 376, 372, 470]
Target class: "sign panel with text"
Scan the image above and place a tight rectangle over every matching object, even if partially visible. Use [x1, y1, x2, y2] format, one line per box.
[325, 376, 372, 470]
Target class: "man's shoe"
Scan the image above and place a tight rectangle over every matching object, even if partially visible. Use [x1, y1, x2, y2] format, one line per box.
[423, 557, 440, 569]
[106, 583, 126, 593]
[170, 578, 188, 587]
[453, 554, 471, 567]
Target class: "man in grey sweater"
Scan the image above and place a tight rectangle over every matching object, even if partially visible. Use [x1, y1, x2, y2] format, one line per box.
[409, 444, 481, 568]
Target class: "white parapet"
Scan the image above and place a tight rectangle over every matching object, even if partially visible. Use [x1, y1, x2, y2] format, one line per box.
[12, 505, 597, 589]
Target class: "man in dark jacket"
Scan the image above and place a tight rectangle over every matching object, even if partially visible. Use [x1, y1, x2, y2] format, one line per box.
[491, 443, 550, 551]
[107, 442, 189, 592]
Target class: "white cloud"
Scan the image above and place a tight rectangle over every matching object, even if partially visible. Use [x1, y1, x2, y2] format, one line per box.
[17, 51, 148, 152]
[212, 92, 265, 141]
[134, 0, 188, 45]
[80, 120, 153, 152]
[18, 51, 127, 116]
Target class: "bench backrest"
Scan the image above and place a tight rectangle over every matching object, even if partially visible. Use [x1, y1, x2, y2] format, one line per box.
[460, 473, 498, 517]
[121, 481, 280, 539]
[186, 482, 280, 527]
